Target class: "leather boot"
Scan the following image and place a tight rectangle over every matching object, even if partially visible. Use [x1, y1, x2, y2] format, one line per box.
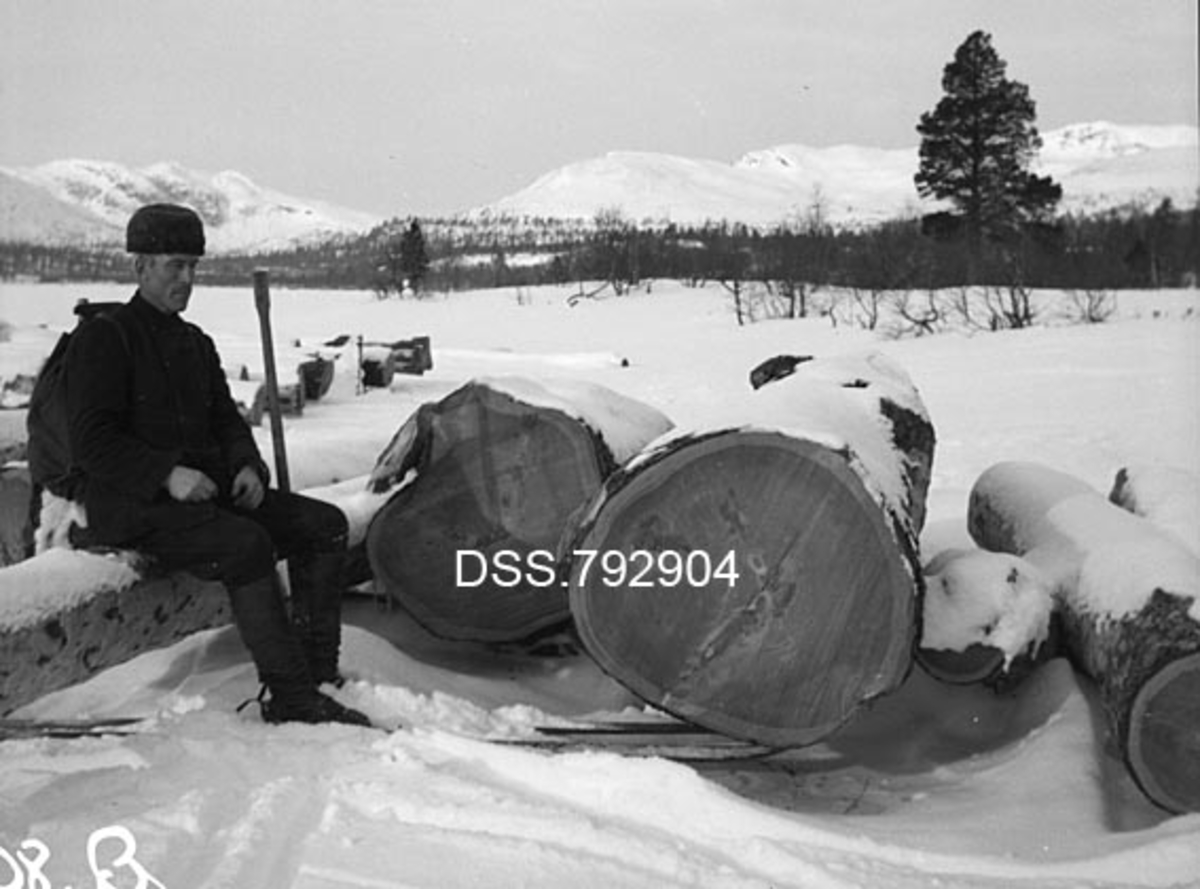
[227, 573, 370, 727]
[226, 573, 311, 694]
[288, 550, 348, 687]
[260, 685, 372, 727]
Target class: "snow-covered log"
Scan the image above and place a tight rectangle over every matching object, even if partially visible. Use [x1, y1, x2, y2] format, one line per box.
[968, 461, 1200, 814]
[365, 377, 673, 643]
[916, 548, 1056, 686]
[564, 352, 934, 748]
[0, 550, 230, 714]
[298, 355, 335, 400]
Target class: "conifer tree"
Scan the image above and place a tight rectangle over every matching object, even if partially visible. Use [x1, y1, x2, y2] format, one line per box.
[399, 219, 431, 294]
[915, 31, 1061, 280]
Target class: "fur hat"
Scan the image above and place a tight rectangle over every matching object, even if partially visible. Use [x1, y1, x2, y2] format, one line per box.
[125, 203, 206, 255]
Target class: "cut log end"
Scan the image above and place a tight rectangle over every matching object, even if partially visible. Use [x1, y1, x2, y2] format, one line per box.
[916, 643, 1007, 685]
[1127, 652, 1200, 814]
[570, 431, 918, 748]
[368, 385, 602, 642]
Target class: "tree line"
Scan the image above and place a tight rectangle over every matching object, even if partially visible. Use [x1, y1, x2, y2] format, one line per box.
[3, 199, 1194, 293]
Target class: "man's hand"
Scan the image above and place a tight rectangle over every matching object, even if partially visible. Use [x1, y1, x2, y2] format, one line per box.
[231, 465, 265, 510]
[165, 466, 218, 503]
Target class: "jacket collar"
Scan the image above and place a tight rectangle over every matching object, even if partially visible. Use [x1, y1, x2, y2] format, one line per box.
[130, 291, 187, 331]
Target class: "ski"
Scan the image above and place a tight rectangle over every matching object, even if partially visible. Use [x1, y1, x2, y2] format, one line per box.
[0, 716, 145, 740]
[1, 713, 777, 763]
[493, 720, 779, 761]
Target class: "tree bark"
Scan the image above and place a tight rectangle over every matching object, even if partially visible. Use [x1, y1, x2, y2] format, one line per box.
[0, 464, 33, 567]
[968, 461, 1200, 814]
[565, 352, 934, 747]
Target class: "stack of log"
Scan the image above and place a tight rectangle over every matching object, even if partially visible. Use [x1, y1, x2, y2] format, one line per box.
[4, 336, 1196, 817]
[365, 354, 936, 747]
[918, 461, 1199, 814]
[227, 353, 334, 427]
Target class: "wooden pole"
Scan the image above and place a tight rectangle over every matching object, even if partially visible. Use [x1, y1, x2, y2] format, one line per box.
[253, 270, 290, 494]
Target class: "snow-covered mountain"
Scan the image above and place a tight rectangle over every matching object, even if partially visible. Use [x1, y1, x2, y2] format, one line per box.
[2, 123, 1195, 251]
[0, 159, 383, 253]
[474, 122, 1200, 227]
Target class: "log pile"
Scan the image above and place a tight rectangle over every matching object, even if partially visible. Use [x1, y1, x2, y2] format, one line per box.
[962, 461, 1200, 814]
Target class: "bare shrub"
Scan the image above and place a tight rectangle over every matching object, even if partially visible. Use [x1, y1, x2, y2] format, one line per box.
[983, 284, 1036, 329]
[1064, 289, 1117, 324]
[885, 290, 946, 338]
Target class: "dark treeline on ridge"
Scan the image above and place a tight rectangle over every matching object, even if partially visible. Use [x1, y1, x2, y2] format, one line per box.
[2, 198, 1196, 295]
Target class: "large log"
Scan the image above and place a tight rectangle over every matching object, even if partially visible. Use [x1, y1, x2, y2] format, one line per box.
[564, 352, 935, 748]
[968, 461, 1200, 814]
[365, 377, 673, 642]
[0, 550, 230, 714]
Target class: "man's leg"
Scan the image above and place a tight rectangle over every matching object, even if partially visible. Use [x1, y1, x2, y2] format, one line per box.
[241, 491, 351, 686]
[132, 503, 368, 726]
[135, 507, 314, 695]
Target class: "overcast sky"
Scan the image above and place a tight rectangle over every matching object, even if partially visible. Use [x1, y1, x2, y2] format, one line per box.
[2, 0, 1196, 218]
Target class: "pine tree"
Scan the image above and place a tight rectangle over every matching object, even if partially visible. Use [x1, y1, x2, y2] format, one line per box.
[915, 31, 1061, 281]
[399, 219, 430, 294]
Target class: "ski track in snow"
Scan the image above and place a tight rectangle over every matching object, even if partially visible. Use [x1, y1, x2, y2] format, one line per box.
[2, 281, 1199, 889]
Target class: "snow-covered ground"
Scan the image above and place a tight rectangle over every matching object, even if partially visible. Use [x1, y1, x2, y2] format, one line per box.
[1, 280, 1198, 888]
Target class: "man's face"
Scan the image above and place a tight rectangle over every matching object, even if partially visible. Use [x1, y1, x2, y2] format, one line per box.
[137, 254, 199, 315]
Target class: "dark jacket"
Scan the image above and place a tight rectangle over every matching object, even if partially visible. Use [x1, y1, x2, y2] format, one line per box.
[65, 293, 268, 545]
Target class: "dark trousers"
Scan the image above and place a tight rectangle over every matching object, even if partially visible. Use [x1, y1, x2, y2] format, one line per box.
[107, 489, 349, 691]
[130, 489, 348, 587]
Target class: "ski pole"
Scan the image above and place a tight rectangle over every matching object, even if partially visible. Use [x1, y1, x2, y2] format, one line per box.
[253, 270, 291, 494]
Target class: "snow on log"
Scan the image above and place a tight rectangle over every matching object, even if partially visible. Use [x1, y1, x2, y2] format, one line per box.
[916, 548, 1055, 686]
[1108, 464, 1199, 557]
[564, 352, 934, 748]
[365, 377, 673, 643]
[968, 461, 1200, 814]
[0, 549, 229, 714]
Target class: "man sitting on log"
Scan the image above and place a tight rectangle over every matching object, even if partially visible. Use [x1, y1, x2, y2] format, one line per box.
[62, 203, 370, 727]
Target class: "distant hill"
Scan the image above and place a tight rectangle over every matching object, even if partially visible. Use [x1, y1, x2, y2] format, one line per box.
[471, 121, 1199, 227]
[0, 160, 383, 253]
